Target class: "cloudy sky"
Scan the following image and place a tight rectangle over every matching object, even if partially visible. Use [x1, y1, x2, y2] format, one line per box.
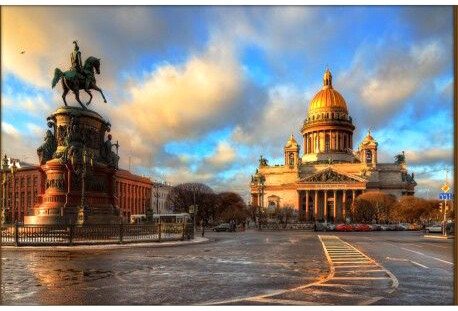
[1, 6, 454, 201]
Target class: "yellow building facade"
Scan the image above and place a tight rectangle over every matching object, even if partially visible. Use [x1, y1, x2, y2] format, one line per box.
[250, 69, 416, 222]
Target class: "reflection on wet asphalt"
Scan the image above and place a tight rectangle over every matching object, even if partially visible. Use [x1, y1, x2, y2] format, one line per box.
[1, 231, 453, 305]
[2, 231, 328, 305]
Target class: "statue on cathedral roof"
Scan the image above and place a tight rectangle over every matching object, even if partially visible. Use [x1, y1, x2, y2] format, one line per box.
[394, 151, 406, 165]
[259, 155, 268, 167]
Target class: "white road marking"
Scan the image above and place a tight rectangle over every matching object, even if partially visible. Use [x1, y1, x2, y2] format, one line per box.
[246, 297, 330, 305]
[400, 247, 453, 265]
[207, 235, 398, 306]
[385, 256, 429, 269]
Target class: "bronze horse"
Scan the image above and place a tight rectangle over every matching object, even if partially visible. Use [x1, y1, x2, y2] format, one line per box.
[52, 56, 107, 109]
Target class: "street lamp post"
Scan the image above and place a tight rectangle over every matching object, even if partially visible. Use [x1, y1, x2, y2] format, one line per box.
[75, 147, 95, 225]
[153, 182, 163, 214]
[1, 155, 9, 225]
[257, 176, 265, 230]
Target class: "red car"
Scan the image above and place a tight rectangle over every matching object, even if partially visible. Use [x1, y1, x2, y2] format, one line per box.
[353, 224, 371, 231]
[335, 224, 353, 232]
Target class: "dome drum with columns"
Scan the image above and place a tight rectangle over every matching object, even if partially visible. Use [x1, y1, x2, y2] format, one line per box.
[250, 69, 416, 223]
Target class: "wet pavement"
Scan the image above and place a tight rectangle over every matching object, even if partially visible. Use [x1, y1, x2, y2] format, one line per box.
[1, 231, 327, 305]
[0, 230, 454, 305]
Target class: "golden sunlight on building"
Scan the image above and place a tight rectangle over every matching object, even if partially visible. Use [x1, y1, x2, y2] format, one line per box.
[250, 69, 416, 223]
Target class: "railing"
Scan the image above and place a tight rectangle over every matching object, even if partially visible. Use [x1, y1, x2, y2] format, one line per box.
[1, 222, 194, 246]
[259, 222, 315, 231]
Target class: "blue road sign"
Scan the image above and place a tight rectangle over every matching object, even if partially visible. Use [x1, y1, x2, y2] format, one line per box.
[439, 193, 454, 200]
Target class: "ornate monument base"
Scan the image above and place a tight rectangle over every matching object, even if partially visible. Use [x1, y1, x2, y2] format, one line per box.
[24, 106, 121, 225]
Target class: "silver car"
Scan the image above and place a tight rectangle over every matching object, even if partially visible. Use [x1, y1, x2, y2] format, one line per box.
[425, 224, 442, 233]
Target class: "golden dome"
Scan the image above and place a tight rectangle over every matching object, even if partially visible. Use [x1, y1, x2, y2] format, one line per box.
[307, 69, 348, 115]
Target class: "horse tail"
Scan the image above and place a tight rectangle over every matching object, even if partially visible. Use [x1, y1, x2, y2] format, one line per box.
[52, 68, 64, 88]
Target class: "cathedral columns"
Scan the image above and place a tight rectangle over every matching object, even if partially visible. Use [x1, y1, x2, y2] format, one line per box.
[314, 190, 318, 220]
[333, 190, 337, 220]
[342, 190, 347, 221]
[351, 190, 356, 216]
[305, 190, 309, 221]
[323, 190, 327, 220]
[319, 132, 325, 153]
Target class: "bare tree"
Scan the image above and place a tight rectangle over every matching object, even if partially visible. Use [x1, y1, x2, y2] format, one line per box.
[215, 192, 249, 224]
[353, 191, 396, 223]
[166, 183, 216, 225]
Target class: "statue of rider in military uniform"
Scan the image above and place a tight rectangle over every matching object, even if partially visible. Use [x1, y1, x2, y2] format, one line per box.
[70, 41, 94, 90]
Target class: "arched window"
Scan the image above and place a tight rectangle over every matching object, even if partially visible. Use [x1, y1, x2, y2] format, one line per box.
[289, 153, 294, 166]
[325, 134, 330, 152]
[365, 150, 372, 163]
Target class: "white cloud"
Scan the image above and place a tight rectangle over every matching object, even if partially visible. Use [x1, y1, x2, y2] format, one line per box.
[337, 40, 448, 129]
[99, 39, 245, 169]
[206, 141, 236, 167]
[2, 122, 19, 137]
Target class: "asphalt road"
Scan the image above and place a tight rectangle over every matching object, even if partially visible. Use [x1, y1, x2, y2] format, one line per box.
[0, 230, 454, 305]
[328, 231, 454, 305]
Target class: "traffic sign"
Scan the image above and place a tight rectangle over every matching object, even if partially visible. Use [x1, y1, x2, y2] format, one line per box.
[441, 183, 450, 193]
[439, 193, 454, 200]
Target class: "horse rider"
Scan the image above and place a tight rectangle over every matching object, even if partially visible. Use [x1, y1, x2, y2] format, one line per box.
[70, 41, 93, 89]
[71, 41, 83, 76]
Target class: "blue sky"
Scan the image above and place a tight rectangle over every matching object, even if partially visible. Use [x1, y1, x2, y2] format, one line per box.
[1, 6, 454, 201]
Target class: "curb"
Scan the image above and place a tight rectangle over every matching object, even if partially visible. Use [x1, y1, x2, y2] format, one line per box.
[423, 234, 454, 240]
[1, 237, 210, 251]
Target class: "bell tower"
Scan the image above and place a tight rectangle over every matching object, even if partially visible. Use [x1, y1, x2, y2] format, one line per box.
[359, 130, 378, 166]
[284, 133, 300, 169]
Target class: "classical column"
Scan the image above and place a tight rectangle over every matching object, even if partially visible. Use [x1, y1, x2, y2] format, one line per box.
[314, 190, 318, 220]
[342, 190, 347, 221]
[321, 131, 325, 153]
[351, 190, 356, 216]
[331, 131, 335, 151]
[323, 190, 327, 221]
[333, 190, 337, 221]
[305, 190, 309, 221]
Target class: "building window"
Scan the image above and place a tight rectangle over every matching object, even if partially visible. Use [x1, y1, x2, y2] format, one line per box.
[289, 153, 294, 167]
[365, 150, 372, 163]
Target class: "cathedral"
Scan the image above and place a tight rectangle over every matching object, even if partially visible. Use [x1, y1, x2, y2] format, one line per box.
[250, 69, 416, 223]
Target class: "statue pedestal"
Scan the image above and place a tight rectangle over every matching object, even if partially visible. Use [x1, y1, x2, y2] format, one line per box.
[25, 106, 121, 225]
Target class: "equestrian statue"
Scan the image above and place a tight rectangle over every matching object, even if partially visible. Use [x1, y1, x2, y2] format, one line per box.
[52, 41, 107, 109]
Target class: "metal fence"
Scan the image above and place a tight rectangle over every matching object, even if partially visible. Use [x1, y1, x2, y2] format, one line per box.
[259, 222, 315, 231]
[1, 222, 194, 246]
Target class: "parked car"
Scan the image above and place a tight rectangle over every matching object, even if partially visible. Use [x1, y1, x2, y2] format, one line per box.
[335, 224, 353, 232]
[370, 224, 382, 231]
[213, 223, 232, 232]
[395, 224, 408, 231]
[425, 223, 442, 233]
[314, 222, 327, 231]
[353, 224, 371, 232]
[407, 223, 422, 231]
[326, 223, 336, 231]
[446, 222, 455, 235]
[385, 224, 397, 231]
